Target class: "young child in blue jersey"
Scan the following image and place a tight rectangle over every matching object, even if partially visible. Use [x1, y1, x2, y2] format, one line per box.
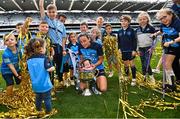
[36, 21, 55, 85]
[61, 32, 79, 86]
[39, 0, 67, 83]
[91, 26, 103, 45]
[136, 11, 156, 84]
[96, 16, 105, 37]
[25, 38, 55, 114]
[1, 33, 21, 96]
[103, 23, 120, 77]
[118, 15, 137, 86]
[153, 8, 180, 91]
[78, 33, 107, 94]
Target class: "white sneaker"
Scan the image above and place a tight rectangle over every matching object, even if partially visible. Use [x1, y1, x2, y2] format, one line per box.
[152, 69, 160, 74]
[70, 80, 75, 85]
[131, 79, 136, 86]
[108, 71, 114, 77]
[64, 80, 70, 87]
[149, 75, 155, 84]
[91, 86, 102, 95]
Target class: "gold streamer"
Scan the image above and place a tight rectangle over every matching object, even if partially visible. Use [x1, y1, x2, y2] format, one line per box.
[0, 17, 57, 118]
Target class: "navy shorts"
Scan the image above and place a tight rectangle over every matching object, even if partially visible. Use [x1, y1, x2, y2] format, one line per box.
[164, 47, 179, 56]
[2, 73, 21, 86]
[95, 69, 105, 77]
[122, 52, 135, 61]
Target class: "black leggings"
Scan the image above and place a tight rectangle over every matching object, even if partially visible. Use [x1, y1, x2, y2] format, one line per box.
[172, 55, 180, 81]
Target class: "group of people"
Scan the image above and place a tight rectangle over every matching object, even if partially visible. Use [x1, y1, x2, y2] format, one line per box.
[1, 0, 180, 115]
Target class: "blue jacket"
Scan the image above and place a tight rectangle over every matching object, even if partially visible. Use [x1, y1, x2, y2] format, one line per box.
[117, 26, 137, 52]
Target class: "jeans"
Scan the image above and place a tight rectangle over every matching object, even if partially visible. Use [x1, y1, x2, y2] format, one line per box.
[35, 90, 52, 113]
[139, 47, 152, 75]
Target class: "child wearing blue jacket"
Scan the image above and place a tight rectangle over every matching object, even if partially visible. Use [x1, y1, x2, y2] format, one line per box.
[117, 15, 137, 86]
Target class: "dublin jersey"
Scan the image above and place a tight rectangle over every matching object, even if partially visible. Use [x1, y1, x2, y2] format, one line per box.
[67, 42, 80, 54]
[160, 18, 180, 48]
[1, 47, 21, 74]
[44, 15, 66, 45]
[79, 42, 104, 70]
[27, 54, 53, 93]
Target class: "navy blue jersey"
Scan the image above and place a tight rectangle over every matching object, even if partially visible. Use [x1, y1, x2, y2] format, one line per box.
[1, 47, 21, 74]
[79, 42, 104, 70]
[160, 18, 180, 48]
[117, 26, 137, 52]
[27, 54, 53, 93]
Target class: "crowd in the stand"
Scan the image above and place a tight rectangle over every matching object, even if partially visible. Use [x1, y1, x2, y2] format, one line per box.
[0, 11, 158, 25]
[0, 0, 179, 115]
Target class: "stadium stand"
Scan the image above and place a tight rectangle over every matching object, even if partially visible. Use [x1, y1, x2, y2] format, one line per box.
[0, 0, 169, 47]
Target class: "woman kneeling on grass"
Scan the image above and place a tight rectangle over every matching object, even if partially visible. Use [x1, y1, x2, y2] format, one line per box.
[78, 33, 107, 95]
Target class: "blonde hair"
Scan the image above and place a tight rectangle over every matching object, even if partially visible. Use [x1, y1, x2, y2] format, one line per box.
[3, 33, 16, 41]
[96, 16, 104, 22]
[46, 4, 57, 11]
[156, 8, 176, 20]
[137, 11, 151, 24]
[91, 26, 101, 39]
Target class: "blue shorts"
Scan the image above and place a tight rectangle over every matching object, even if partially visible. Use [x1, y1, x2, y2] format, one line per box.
[2, 73, 21, 86]
[122, 52, 135, 61]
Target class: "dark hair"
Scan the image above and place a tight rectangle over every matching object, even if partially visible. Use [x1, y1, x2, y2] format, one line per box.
[105, 23, 112, 28]
[16, 22, 23, 27]
[25, 38, 45, 56]
[68, 32, 76, 42]
[81, 59, 91, 67]
[78, 32, 91, 40]
[57, 13, 67, 19]
[80, 22, 88, 29]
